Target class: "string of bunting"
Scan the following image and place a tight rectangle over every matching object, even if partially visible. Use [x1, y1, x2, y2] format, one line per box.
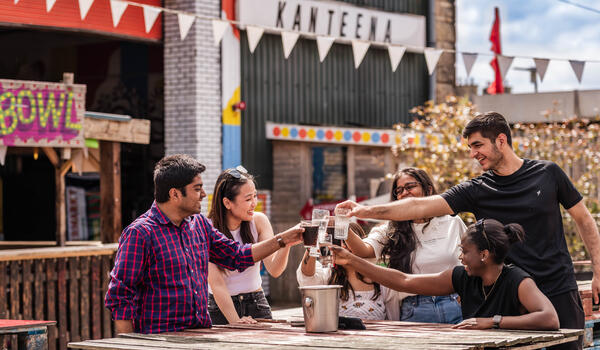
[12, 0, 600, 83]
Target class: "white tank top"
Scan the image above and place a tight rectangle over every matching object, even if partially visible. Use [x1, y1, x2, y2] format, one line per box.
[208, 219, 262, 296]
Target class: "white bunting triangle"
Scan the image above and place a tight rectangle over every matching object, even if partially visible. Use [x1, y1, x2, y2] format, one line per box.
[14, 0, 19, 4]
[142, 5, 161, 33]
[462, 52, 478, 77]
[177, 13, 195, 40]
[533, 58, 550, 82]
[281, 31, 300, 59]
[387, 45, 406, 72]
[246, 26, 264, 53]
[497, 55, 514, 80]
[316, 36, 335, 62]
[0, 146, 6, 166]
[424, 48, 443, 75]
[46, 0, 57, 12]
[351, 40, 370, 69]
[109, 0, 127, 28]
[212, 19, 229, 45]
[78, 0, 94, 20]
[569, 60, 585, 83]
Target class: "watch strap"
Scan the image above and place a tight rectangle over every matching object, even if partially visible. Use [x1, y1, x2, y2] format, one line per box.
[276, 236, 286, 248]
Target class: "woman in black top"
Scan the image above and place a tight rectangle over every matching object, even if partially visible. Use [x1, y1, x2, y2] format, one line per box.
[331, 219, 559, 330]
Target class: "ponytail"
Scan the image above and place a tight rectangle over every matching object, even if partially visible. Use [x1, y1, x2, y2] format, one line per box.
[504, 223, 525, 245]
[466, 219, 526, 264]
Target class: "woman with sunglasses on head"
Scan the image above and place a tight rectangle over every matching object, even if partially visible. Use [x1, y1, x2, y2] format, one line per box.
[345, 168, 466, 324]
[297, 223, 405, 320]
[207, 166, 295, 324]
[332, 219, 560, 331]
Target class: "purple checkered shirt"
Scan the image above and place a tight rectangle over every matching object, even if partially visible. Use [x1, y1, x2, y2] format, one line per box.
[105, 202, 254, 334]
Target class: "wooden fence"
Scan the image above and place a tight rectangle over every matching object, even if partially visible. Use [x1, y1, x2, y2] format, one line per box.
[0, 244, 118, 350]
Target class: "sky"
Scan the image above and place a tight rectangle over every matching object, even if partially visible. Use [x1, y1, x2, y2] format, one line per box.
[456, 0, 600, 94]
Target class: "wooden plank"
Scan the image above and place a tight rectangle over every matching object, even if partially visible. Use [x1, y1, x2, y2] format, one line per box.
[57, 259, 68, 350]
[84, 118, 150, 144]
[22, 260, 33, 320]
[69, 257, 81, 342]
[100, 141, 122, 243]
[9, 261, 19, 350]
[46, 259, 57, 350]
[0, 244, 118, 262]
[34, 260, 45, 320]
[101, 255, 112, 338]
[56, 166, 67, 247]
[0, 262, 6, 350]
[90, 256, 101, 340]
[80, 256, 90, 340]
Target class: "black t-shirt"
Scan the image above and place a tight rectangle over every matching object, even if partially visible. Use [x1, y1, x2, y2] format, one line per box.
[452, 264, 531, 318]
[442, 159, 582, 296]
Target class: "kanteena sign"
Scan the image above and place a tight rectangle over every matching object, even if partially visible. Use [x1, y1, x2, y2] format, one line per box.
[237, 0, 426, 50]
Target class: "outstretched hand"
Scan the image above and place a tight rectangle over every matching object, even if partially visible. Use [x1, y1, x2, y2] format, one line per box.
[329, 245, 355, 266]
[335, 200, 363, 218]
[280, 224, 304, 247]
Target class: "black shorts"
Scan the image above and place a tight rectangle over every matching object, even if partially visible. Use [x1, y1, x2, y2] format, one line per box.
[208, 291, 272, 325]
[547, 289, 584, 350]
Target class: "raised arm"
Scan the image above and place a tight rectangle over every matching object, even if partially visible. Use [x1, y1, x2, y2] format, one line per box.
[336, 195, 453, 222]
[253, 213, 292, 277]
[344, 226, 376, 258]
[251, 224, 303, 263]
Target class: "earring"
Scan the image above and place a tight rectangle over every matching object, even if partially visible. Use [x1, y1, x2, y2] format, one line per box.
[481, 258, 484, 261]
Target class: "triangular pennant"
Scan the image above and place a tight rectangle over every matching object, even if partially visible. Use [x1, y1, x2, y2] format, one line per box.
[316, 36, 335, 62]
[212, 19, 229, 45]
[281, 31, 300, 59]
[14, 0, 19, 4]
[143, 5, 161, 33]
[78, 0, 94, 20]
[109, 0, 127, 28]
[497, 55, 514, 80]
[246, 26, 264, 53]
[424, 48, 443, 75]
[387, 45, 406, 72]
[46, 0, 57, 12]
[462, 52, 478, 77]
[0, 146, 6, 166]
[533, 58, 550, 82]
[177, 13, 195, 40]
[351, 40, 370, 69]
[569, 60, 585, 83]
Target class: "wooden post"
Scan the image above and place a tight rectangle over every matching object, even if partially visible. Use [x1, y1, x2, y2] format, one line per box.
[55, 168, 66, 246]
[100, 141, 122, 243]
[346, 145, 356, 198]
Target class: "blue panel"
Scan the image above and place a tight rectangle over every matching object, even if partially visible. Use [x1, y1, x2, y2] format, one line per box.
[223, 124, 241, 169]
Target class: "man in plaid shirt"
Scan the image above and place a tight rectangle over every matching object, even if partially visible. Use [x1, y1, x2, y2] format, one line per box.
[105, 154, 303, 334]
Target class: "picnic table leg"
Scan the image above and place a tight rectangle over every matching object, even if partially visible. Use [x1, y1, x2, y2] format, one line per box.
[17, 328, 48, 350]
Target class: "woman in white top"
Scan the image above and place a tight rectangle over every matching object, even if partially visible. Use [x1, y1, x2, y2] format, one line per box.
[207, 166, 293, 324]
[297, 223, 405, 320]
[345, 167, 466, 324]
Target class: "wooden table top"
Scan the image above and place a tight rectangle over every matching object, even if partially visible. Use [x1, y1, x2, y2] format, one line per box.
[68, 320, 582, 350]
[0, 319, 56, 334]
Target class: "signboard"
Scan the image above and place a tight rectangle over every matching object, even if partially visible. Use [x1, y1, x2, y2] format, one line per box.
[0, 79, 86, 147]
[238, 0, 426, 49]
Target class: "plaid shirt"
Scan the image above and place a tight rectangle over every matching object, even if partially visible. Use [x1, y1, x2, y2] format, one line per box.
[105, 202, 254, 334]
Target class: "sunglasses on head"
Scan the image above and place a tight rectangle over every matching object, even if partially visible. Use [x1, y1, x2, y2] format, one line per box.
[393, 182, 419, 197]
[225, 165, 249, 179]
[476, 219, 491, 250]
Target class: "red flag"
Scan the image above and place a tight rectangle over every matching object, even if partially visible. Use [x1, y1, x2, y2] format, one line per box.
[487, 7, 504, 94]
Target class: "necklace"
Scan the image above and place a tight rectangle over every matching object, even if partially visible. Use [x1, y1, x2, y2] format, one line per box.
[481, 267, 503, 300]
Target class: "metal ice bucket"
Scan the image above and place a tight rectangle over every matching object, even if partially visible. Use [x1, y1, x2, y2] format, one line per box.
[299, 285, 341, 333]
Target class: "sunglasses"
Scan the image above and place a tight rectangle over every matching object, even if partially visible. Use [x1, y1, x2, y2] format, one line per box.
[476, 219, 491, 250]
[393, 182, 420, 197]
[225, 165, 249, 179]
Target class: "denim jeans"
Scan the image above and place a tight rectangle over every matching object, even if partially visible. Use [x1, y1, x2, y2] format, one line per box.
[400, 294, 462, 324]
[208, 291, 272, 325]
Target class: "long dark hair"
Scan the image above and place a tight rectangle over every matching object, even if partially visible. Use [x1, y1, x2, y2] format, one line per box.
[467, 218, 525, 264]
[380, 167, 437, 273]
[328, 223, 382, 301]
[208, 169, 256, 244]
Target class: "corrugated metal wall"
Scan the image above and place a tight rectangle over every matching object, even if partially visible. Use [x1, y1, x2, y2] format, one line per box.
[241, 1, 429, 189]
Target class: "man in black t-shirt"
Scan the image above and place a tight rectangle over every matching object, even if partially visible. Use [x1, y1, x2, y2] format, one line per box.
[337, 112, 600, 350]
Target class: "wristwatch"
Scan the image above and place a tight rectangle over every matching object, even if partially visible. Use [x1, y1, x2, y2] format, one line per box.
[492, 315, 502, 329]
[276, 235, 286, 248]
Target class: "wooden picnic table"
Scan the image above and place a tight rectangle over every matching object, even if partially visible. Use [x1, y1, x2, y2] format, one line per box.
[68, 320, 581, 350]
[0, 319, 56, 350]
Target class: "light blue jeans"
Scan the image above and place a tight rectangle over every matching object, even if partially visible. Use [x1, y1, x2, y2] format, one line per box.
[400, 294, 462, 324]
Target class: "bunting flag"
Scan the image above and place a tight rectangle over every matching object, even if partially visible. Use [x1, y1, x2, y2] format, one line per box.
[142, 5, 161, 33]
[533, 58, 550, 82]
[497, 55, 514, 80]
[78, 0, 94, 20]
[212, 19, 229, 45]
[387, 45, 406, 72]
[569, 60, 585, 83]
[14, 0, 19, 4]
[0, 146, 6, 166]
[424, 48, 443, 75]
[109, 0, 128, 28]
[316, 36, 335, 62]
[281, 31, 300, 59]
[177, 13, 195, 40]
[351, 40, 370, 69]
[462, 52, 478, 77]
[246, 26, 264, 53]
[46, 0, 57, 12]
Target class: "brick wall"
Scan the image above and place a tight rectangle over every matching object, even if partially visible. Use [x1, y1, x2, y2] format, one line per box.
[164, 0, 222, 207]
[435, 0, 456, 101]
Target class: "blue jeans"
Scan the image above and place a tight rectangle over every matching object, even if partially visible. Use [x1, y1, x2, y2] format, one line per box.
[401, 294, 462, 324]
